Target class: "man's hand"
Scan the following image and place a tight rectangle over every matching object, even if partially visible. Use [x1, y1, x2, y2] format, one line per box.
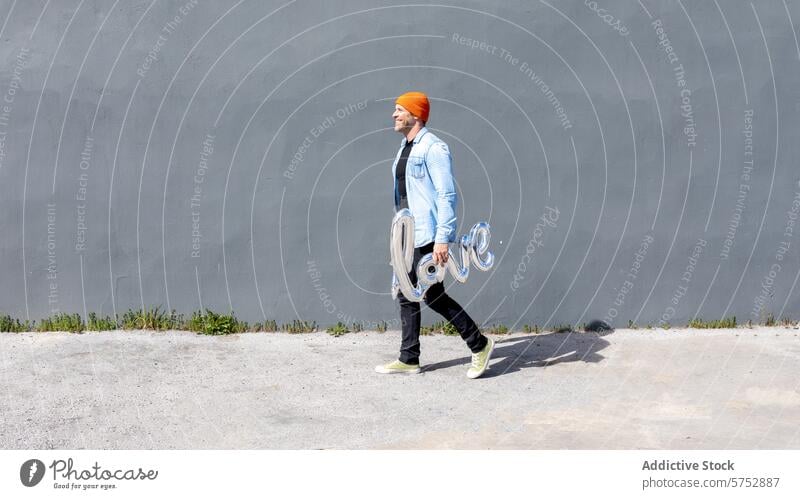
[432, 243, 449, 266]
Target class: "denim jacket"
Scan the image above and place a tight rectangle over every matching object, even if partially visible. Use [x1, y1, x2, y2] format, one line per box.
[392, 127, 457, 248]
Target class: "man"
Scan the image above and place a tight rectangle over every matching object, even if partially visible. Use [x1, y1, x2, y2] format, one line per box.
[375, 91, 495, 379]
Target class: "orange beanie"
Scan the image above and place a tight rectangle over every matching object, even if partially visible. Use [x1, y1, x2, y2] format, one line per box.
[396, 91, 430, 122]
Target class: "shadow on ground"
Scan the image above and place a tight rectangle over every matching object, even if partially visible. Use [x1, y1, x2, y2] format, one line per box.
[422, 328, 614, 378]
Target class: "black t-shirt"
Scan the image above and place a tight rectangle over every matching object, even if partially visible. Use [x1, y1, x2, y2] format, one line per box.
[395, 140, 415, 210]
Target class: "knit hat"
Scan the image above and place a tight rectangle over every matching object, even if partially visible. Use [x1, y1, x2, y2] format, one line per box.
[395, 91, 429, 122]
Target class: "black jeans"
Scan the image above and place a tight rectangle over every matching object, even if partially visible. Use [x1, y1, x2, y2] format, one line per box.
[398, 242, 487, 364]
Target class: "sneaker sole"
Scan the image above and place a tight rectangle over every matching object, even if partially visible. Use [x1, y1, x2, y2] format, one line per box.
[375, 365, 421, 374]
[467, 338, 495, 379]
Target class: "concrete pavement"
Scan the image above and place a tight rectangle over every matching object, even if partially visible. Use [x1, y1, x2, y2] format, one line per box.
[1, 327, 799, 449]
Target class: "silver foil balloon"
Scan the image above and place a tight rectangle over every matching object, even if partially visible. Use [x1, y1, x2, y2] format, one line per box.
[390, 208, 494, 301]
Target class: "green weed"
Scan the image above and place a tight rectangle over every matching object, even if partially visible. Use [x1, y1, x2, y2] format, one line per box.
[441, 321, 458, 336]
[282, 320, 316, 334]
[251, 320, 278, 332]
[486, 323, 509, 335]
[86, 312, 118, 331]
[687, 316, 737, 329]
[554, 323, 572, 333]
[119, 307, 182, 330]
[187, 309, 248, 335]
[420, 321, 458, 335]
[0, 314, 33, 332]
[37, 313, 84, 333]
[523, 324, 541, 334]
[327, 322, 349, 337]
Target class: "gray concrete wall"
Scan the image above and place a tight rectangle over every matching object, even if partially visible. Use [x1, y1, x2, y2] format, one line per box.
[1, 0, 798, 329]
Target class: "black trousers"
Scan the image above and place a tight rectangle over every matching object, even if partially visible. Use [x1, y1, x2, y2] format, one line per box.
[398, 241, 487, 364]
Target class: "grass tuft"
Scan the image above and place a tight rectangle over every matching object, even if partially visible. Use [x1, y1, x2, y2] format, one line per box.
[327, 322, 349, 337]
[86, 312, 118, 331]
[687, 316, 737, 329]
[187, 309, 247, 335]
[120, 307, 182, 330]
[37, 313, 84, 333]
[485, 323, 509, 335]
[250, 320, 278, 332]
[420, 321, 458, 336]
[282, 320, 316, 334]
[523, 324, 541, 334]
[0, 314, 33, 332]
[441, 321, 458, 336]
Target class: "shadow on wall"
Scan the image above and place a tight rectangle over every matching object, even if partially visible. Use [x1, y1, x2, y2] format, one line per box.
[422, 328, 614, 378]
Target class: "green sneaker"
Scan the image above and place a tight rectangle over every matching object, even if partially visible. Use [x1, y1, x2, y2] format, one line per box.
[375, 360, 421, 374]
[467, 337, 495, 379]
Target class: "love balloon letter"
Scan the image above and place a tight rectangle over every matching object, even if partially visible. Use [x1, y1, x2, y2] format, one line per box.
[390, 208, 494, 302]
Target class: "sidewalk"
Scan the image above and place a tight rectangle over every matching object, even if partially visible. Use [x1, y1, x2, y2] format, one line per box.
[1, 328, 798, 449]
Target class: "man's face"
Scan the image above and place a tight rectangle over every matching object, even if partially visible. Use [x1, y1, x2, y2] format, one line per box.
[392, 104, 416, 133]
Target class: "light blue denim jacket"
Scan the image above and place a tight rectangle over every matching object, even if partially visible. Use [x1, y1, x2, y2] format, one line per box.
[392, 127, 457, 248]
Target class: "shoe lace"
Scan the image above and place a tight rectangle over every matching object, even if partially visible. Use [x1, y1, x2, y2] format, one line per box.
[471, 351, 481, 369]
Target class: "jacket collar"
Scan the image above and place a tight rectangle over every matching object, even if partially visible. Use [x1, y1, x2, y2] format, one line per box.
[402, 126, 428, 146]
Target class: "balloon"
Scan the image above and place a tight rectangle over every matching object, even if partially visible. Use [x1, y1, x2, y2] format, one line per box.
[390, 208, 494, 301]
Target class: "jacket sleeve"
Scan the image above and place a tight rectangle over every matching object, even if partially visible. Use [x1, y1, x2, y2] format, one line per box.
[426, 141, 457, 243]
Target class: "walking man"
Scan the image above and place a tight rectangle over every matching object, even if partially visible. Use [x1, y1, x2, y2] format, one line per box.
[375, 91, 495, 379]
